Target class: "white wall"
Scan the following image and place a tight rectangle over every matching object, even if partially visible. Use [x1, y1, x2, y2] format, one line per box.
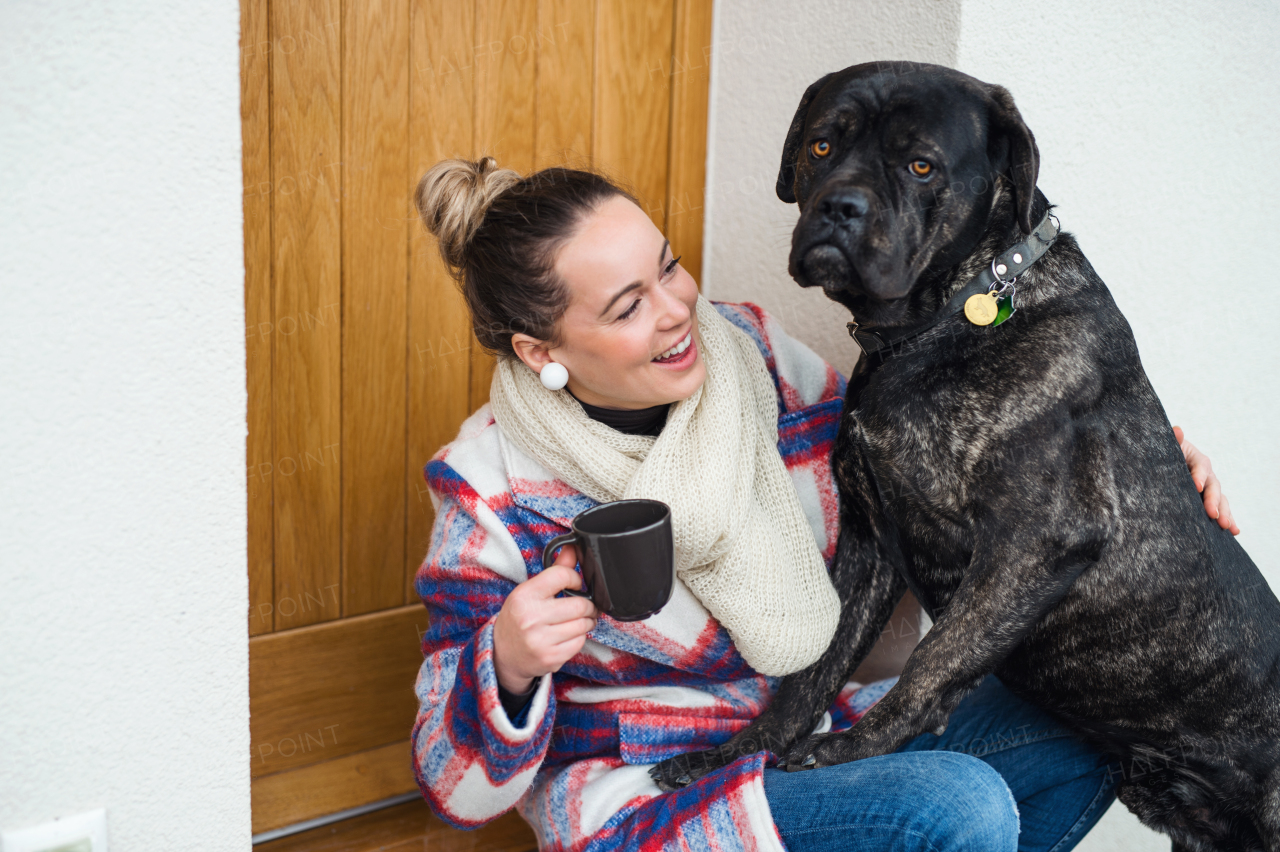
[0, 2, 250, 850]
[704, 1, 1279, 848]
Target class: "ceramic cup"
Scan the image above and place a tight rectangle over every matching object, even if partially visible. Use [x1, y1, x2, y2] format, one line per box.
[541, 499, 675, 621]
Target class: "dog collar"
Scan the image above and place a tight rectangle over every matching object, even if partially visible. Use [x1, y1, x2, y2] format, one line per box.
[847, 210, 1060, 363]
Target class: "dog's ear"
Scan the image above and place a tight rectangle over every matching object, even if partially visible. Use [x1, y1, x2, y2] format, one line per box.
[776, 73, 835, 204]
[986, 85, 1040, 234]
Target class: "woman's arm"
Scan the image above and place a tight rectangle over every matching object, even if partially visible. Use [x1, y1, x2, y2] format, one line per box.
[411, 460, 564, 828]
[1174, 425, 1240, 535]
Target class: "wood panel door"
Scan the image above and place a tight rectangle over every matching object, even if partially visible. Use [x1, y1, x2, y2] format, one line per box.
[240, 0, 715, 835]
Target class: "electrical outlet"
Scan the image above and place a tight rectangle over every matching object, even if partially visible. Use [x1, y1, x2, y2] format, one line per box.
[1, 809, 107, 852]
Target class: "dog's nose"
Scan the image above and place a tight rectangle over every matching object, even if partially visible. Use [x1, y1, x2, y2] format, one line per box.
[817, 188, 871, 225]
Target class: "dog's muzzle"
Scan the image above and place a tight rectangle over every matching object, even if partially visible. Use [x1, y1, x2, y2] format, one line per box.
[797, 184, 879, 293]
[802, 244, 853, 291]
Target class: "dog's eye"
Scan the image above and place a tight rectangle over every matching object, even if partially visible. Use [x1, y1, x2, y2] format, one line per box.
[810, 140, 831, 158]
[908, 160, 933, 177]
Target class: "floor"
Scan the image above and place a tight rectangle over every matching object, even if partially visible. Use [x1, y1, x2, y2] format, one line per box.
[255, 799, 538, 852]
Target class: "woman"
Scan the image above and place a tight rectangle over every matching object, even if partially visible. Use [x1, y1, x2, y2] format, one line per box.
[409, 157, 1238, 852]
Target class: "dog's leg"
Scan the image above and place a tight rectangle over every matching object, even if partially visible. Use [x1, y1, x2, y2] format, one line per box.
[647, 527, 906, 789]
[649, 431, 906, 791]
[1117, 780, 1215, 852]
[1258, 766, 1280, 852]
[782, 425, 1119, 770]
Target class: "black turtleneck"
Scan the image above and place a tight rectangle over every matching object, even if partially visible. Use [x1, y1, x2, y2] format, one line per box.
[572, 393, 671, 436]
[496, 391, 673, 722]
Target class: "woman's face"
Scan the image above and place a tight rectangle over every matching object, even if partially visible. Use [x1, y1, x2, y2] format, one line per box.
[513, 195, 705, 410]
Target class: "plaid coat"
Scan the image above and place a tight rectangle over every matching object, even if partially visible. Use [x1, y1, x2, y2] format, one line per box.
[412, 302, 896, 852]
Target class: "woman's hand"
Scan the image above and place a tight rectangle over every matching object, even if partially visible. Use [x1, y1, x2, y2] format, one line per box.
[492, 543, 598, 695]
[1174, 426, 1240, 536]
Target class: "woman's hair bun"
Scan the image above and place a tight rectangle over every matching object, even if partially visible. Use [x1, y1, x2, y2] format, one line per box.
[415, 156, 522, 271]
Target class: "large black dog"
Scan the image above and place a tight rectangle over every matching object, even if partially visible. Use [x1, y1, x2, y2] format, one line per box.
[652, 62, 1280, 851]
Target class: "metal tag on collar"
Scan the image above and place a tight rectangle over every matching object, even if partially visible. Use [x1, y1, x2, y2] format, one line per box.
[992, 283, 1017, 327]
[963, 290, 1000, 326]
[965, 258, 1018, 327]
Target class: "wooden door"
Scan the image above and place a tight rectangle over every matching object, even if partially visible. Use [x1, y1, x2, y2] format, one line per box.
[240, 0, 714, 834]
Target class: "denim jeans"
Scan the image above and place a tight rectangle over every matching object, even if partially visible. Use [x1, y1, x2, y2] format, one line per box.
[763, 676, 1119, 852]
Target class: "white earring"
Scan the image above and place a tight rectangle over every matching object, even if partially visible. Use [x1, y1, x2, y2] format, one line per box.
[539, 361, 569, 391]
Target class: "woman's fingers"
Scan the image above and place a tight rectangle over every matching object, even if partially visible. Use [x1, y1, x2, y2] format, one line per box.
[1203, 475, 1243, 535]
[539, 594, 597, 625]
[494, 546, 599, 686]
[1202, 469, 1222, 517]
[546, 632, 595, 668]
[1174, 426, 1209, 491]
[531, 563, 588, 597]
[1217, 493, 1241, 536]
[541, 616, 598, 646]
[527, 618, 596, 672]
[550, 542, 578, 568]
[1173, 426, 1240, 535]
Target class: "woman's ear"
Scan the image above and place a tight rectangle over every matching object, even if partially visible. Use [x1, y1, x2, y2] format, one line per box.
[511, 333, 554, 374]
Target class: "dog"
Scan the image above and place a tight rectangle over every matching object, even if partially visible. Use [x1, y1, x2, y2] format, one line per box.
[650, 62, 1280, 851]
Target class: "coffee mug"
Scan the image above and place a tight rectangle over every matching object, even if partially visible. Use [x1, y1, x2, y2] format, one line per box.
[541, 499, 675, 622]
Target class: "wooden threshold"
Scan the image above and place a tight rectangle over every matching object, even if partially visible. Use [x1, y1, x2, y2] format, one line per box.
[254, 798, 538, 852]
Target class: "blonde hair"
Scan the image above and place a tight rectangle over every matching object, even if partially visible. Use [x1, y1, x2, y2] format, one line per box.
[414, 156, 520, 272]
[412, 157, 637, 356]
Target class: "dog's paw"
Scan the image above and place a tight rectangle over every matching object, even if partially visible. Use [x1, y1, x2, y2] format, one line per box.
[648, 746, 734, 792]
[780, 730, 882, 771]
[778, 733, 832, 772]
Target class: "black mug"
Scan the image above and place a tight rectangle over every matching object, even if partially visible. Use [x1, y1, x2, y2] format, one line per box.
[541, 499, 675, 622]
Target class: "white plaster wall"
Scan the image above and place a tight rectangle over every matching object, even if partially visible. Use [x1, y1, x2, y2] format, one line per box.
[705, 0, 1279, 848]
[0, 2, 250, 850]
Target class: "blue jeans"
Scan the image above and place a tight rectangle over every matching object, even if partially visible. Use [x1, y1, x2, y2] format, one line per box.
[763, 676, 1119, 852]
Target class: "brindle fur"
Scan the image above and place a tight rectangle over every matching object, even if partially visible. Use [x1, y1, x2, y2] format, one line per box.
[650, 62, 1280, 851]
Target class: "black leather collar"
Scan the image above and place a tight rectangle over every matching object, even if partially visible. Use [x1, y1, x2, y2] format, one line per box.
[847, 211, 1061, 364]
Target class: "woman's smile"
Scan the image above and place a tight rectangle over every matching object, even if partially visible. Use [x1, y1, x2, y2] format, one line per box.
[652, 330, 696, 368]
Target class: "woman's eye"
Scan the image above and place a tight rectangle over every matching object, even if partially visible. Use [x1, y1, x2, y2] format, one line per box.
[663, 255, 682, 278]
[810, 140, 831, 158]
[618, 298, 642, 320]
[908, 159, 933, 178]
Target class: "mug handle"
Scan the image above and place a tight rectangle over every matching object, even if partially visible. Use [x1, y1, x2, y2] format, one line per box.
[543, 532, 591, 599]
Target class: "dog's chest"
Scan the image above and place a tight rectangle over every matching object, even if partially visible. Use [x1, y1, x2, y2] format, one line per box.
[848, 343, 1036, 519]
[838, 376, 1002, 599]
[856, 406, 976, 526]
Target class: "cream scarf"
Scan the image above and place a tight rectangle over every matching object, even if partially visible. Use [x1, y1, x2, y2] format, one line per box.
[488, 295, 841, 676]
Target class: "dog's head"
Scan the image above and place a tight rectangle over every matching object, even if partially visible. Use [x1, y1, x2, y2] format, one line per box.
[778, 62, 1039, 324]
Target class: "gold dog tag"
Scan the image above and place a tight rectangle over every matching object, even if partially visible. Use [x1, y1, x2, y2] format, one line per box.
[964, 292, 999, 326]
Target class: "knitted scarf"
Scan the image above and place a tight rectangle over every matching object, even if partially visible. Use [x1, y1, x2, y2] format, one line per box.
[488, 295, 841, 676]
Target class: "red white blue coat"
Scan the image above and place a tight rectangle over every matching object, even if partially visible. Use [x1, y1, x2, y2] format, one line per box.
[412, 302, 895, 852]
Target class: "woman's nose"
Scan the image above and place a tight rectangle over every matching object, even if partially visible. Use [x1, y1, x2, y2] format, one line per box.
[652, 280, 691, 328]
